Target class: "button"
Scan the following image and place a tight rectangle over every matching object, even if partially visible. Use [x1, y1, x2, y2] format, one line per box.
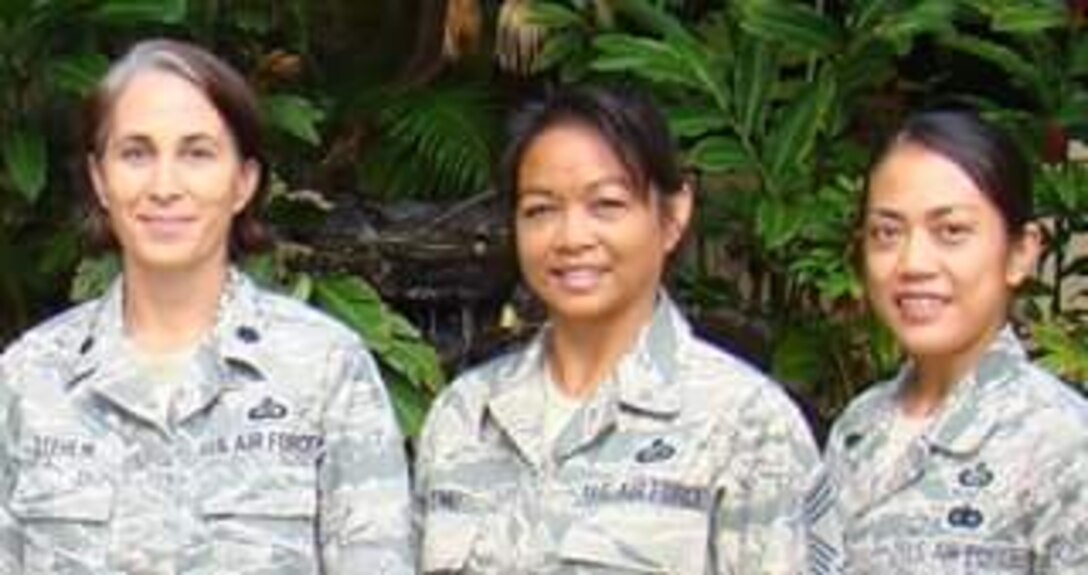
[235, 325, 260, 343]
[79, 337, 94, 354]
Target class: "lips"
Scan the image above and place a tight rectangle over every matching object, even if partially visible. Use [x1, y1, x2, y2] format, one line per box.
[550, 266, 605, 292]
[894, 292, 949, 323]
[138, 214, 196, 239]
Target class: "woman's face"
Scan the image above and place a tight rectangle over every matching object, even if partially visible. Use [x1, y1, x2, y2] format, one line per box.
[89, 70, 258, 276]
[514, 122, 689, 328]
[862, 142, 1038, 365]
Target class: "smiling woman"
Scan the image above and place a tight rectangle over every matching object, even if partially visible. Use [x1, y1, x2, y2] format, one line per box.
[0, 39, 413, 574]
[826, 110, 1088, 574]
[413, 84, 843, 574]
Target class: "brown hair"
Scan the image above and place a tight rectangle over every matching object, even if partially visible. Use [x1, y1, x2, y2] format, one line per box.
[81, 38, 271, 255]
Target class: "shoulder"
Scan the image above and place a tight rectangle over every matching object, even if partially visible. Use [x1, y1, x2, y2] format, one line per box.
[0, 300, 98, 394]
[422, 346, 527, 438]
[994, 361, 1088, 446]
[246, 285, 362, 351]
[678, 336, 818, 452]
[828, 377, 897, 443]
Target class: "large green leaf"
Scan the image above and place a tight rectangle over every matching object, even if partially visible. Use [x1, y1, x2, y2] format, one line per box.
[591, 34, 706, 90]
[688, 136, 750, 173]
[47, 52, 109, 96]
[528, 2, 585, 28]
[756, 197, 805, 251]
[667, 105, 727, 138]
[261, 94, 325, 146]
[972, 1, 1066, 33]
[938, 34, 1044, 101]
[2, 129, 47, 204]
[91, 0, 186, 24]
[386, 371, 432, 438]
[1072, 36, 1088, 78]
[734, 38, 775, 140]
[738, 1, 843, 55]
[765, 73, 836, 181]
[872, 0, 956, 48]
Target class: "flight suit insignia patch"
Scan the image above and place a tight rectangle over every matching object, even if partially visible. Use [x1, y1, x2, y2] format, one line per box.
[635, 437, 676, 463]
[248, 396, 288, 421]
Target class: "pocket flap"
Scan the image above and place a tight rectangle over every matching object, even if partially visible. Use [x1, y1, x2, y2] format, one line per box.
[422, 511, 481, 572]
[559, 507, 708, 574]
[10, 465, 112, 522]
[200, 465, 317, 518]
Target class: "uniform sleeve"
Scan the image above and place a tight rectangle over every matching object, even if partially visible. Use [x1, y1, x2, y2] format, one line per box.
[713, 390, 843, 575]
[317, 341, 414, 574]
[1029, 434, 1088, 574]
[0, 359, 23, 572]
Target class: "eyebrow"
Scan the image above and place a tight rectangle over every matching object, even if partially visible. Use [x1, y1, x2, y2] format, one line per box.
[867, 204, 980, 221]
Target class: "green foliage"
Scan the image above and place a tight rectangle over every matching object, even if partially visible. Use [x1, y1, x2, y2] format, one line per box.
[358, 83, 500, 199]
[529, 0, 1088, 415]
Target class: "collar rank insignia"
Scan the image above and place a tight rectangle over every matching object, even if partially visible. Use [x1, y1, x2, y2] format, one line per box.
[635, 437, 676, 464]
[248, 396, 288, 421]
[958, 463, 994, 488]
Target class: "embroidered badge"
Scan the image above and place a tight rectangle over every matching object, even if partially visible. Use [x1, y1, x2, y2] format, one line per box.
[635, 437, 676, 464]
[248, 396, 288, 421]
[958, 462, 994, 488]
[947, 504, 984, 529]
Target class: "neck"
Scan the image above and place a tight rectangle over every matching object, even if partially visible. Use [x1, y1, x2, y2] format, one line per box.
[547, 293, 657, 399]
[122, 259, 229, 353]
[903, 322, 1004, 417]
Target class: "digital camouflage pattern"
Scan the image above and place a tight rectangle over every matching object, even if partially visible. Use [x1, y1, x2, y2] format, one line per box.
[0, 270, 413, 574]
[415, 295, 843, 574]
[826, 326, 1088, 574]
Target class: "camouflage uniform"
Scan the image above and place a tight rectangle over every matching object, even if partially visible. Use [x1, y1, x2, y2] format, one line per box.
[826, 326, 1088, 574]
[0, 270, 413, 574]
[415, 295, 842, 574]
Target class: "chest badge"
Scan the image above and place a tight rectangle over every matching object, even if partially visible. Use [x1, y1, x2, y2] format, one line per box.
[635, 437, 676, 464]
[947, 504, 984, 529]
[958, 462, 994, 488]
[248, 396, 288, 421]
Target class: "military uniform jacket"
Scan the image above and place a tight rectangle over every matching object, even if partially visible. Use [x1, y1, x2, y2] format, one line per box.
[0, 271, 413, 574]
[415, 296, 842, 574]
[826, 327, 1088, 574]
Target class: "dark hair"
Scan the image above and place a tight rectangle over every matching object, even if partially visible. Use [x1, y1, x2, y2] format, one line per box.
[80, 38, 271, 255]
[497, 83, 685, 208]
[863, 109, 1034, 236]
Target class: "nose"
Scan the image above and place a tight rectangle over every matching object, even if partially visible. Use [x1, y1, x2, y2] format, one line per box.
[896, 228, 938, 278]
[554, 205, 595, 253]
[147, 157, 183, 203]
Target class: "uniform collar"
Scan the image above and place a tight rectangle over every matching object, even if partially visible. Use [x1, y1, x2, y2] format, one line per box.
[836, 325, 1025, 517]
[483, 293, 687, 467]
[923, 325, 1024, 456]
[66, 268, 270, 428]
[840, 325, 1025, 464]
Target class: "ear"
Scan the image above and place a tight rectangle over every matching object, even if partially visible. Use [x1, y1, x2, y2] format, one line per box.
[662, 181, 694, 254]
[232, 159, 260, 214]
[1005, 222, 1043, 288]
[88, 155, 109, 209]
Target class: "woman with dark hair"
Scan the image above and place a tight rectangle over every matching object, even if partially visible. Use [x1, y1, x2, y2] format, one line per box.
[0, 39, 413, 573]
[414, 83, 842, 574]
[826, 110, 1088, 574]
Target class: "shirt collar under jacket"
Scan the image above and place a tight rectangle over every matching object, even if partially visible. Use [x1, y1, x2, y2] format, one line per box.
[838, 324, 1026, 471]
[65, 268, 270, 430]
[481, 293, 686, 469]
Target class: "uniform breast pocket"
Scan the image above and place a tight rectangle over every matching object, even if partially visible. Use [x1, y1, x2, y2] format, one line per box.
[559, 498, 712, 574]
[10, 463, 115, 574]
[198, 459, 320, 573]
[420, 486, 490, 574]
